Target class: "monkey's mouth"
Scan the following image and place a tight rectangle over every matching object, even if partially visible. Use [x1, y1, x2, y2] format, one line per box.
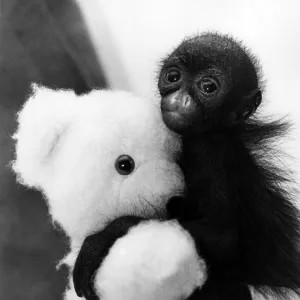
[162, 110, 189, 134]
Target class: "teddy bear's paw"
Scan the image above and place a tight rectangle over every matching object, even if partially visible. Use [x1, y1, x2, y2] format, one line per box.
[73, 216, 144, 299]
[92, 220, 207, 300]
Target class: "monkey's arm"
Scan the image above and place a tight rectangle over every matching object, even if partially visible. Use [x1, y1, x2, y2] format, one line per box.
[73, 216, 144, 299]
[73, 216, 206, 300]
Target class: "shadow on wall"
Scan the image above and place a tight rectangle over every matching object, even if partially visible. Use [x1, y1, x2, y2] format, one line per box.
[0, 0, 107, 299]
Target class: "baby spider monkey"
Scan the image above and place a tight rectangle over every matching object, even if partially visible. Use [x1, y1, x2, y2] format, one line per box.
[160, 32, 300, 299]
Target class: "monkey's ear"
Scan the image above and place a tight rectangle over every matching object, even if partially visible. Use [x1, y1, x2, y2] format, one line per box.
[231, 89, 262, 123]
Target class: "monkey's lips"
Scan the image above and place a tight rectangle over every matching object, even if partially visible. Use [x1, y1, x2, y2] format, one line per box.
[162, 110, 189, 134]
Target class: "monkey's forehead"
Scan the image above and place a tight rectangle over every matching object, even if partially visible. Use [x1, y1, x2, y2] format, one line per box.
[172, 34, 246, 65]
[163, 33, 260, 85]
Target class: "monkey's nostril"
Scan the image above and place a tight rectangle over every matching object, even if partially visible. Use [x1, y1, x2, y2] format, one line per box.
[183, 95, 192, 108]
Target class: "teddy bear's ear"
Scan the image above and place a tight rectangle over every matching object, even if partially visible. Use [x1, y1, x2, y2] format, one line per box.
[12, 83, 76, 188]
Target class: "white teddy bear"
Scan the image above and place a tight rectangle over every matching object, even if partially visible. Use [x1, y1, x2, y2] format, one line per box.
[12, 84, 207, 300]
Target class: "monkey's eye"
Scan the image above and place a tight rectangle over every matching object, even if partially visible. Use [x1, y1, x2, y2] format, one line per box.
[115, 155, 135, 175]
[165, 70, 181, 83]
[198, 77, 219, 95]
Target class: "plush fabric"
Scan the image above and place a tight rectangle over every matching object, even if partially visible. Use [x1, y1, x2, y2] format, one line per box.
[12, 85, 208, 299]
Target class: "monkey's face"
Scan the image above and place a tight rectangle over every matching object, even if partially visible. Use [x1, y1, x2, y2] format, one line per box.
[158, 34, 262, 135]
[159, 57, 227, 134]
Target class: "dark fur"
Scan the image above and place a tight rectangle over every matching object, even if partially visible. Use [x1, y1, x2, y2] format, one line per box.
[171, 119, 300, 299]
[162, 33, 300, 299]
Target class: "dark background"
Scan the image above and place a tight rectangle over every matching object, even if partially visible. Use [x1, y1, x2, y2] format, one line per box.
[0, 0, 107, 298]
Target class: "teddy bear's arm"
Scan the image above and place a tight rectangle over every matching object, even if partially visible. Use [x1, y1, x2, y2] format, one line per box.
[74, 214, 249, 300]
[73, 217, 208, 300]
[73, 216, 144, 299]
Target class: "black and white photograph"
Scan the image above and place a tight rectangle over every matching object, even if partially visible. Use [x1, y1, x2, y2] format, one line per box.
[0, 1, 300, 299]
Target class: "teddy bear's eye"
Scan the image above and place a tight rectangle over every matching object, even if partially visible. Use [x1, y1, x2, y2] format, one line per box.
[115, 155, 135, 175]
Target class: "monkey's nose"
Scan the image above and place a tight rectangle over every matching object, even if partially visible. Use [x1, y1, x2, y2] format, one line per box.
[182, 95, 192, 108]
[161, 91, 197, 116]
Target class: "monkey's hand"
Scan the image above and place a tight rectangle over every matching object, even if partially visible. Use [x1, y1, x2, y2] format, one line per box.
[74, 218, 207, 300]
[73, 216, 144, 299]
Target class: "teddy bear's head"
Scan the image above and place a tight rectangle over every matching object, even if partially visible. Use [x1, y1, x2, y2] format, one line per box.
[12, 85, 184, 246]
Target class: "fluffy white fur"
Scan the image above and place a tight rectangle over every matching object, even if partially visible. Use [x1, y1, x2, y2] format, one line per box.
[12, 84, 207, 300]
[12, 84, 183, 246]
